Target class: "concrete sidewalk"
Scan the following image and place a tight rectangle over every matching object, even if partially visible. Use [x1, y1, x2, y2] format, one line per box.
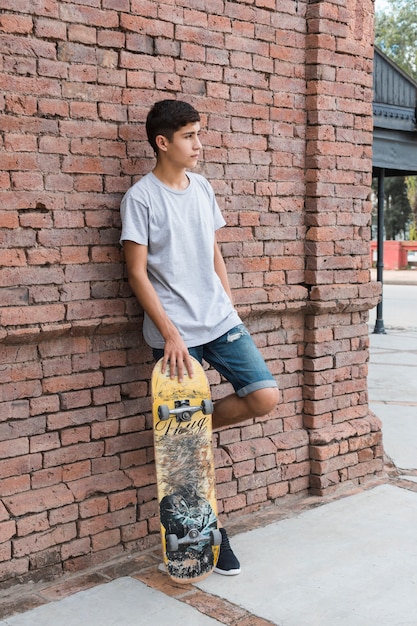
[370, 268, 417, 285]
[1, 328, 417, 625]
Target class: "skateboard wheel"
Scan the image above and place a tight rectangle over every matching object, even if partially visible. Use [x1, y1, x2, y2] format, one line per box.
[166, 534, 179, 552]
[158, 404, 170, 420]
[210, 529, 222, 546]
[201, 399, 213, 415]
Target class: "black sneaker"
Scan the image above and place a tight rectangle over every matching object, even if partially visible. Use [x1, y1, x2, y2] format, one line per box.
[214, 528, 241, 576]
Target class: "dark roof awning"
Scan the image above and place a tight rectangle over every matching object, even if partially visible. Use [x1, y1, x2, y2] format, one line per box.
[373, 128, 417, 177]
[372, 47, 417, 177]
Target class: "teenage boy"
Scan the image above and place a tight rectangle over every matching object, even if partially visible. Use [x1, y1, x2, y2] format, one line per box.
[120, 99, 279, 575]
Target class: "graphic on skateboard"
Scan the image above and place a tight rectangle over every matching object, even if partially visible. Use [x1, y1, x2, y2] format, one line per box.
[152, 356, 221, 584]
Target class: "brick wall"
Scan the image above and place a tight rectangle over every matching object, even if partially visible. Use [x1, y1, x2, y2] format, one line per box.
[303, 1, 383, 493]
[0, 0, 382, 586]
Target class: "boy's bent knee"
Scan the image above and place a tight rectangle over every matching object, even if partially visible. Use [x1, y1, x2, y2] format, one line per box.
[245, 387, 279, 417]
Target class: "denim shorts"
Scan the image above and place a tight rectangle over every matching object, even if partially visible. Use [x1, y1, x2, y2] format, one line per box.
[152, 323, 277, 398]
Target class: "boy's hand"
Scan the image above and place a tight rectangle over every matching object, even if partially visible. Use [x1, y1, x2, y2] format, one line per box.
[162, 335, 194, 382]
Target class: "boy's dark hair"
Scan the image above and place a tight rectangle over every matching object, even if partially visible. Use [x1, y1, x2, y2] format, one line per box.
[146, 100, 200, 154]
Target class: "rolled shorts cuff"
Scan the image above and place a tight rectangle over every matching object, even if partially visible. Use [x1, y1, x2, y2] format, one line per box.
[236, 379, 278, 398]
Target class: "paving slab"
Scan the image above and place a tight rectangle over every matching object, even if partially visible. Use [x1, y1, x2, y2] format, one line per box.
[0, 577, 221, 626]
[368, 282, 417, 331]
[368, 330, 417, 472]
[368, 331, 417, 404]
[197, 485, 417, 626]
[370, 403, 417, 470]
[399, 476, 417, 484]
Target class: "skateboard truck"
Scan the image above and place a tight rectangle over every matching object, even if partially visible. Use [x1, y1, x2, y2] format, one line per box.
[166, 527, 222, 552]
[158, 399, 213, 423]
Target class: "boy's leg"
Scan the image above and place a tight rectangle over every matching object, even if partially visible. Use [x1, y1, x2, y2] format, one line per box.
[212, 386, 279, 430]
[153, 331, 279, 429]
[203, 324, 279, 430]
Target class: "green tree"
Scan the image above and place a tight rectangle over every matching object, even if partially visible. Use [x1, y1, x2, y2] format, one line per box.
[409, 221, 417, 240]
[407, 176, 417, 240]
[383, 177, 412, 239]
[406, 176, 417, 224]
[375, 0, 417, 80]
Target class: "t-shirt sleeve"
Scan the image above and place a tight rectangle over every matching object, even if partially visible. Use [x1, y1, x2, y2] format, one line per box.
[120, 190, 149, 246]
[200, 176, 226, 231]
[213, 201, 226, 231]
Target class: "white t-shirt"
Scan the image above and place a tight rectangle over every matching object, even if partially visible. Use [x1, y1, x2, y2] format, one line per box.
[120, 171, 241, 348]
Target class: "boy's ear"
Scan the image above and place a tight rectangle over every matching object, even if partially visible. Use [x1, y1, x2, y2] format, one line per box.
[155, 134, 169, 152]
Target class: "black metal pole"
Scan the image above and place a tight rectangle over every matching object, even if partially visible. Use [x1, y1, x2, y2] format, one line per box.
[374, 168, 386, 334]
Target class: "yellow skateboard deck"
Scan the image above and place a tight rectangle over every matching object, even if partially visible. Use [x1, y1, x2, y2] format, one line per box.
[151, 357, 221, 584]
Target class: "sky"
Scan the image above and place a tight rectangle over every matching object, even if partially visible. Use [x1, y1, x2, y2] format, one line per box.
[375, 0, 390, 11]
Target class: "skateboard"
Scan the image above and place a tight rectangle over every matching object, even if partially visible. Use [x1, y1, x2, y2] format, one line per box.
[151, 356, 222, 584]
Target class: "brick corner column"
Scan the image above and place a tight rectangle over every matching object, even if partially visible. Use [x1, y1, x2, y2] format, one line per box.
[303, 0, 384, 496]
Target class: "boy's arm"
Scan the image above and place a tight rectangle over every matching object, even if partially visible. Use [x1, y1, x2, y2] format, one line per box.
[214, 238, 234, 303]
[123, 240, 194, 381]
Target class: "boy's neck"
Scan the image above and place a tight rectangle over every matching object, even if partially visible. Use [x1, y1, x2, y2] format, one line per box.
[152, 163, 190, 191]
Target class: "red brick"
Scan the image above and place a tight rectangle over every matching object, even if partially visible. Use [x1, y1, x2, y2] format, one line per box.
[124, 465, 155, 489]
[30, 548, 61, 572]
[79, 508, 135, 538]
[49, 504, 79, 526]
[60, 390, 92, 411]
[92, 457, 119, 475]
[0, 304, 65, 327]
[35, 18, 67, 40]
[14, 523, 77, 557]
[238, 469, 273, 492]
[120, 521, 147, 543]
[232, 460, 255, 478]
[0, 519, 16, 543]
[0, 454, 42, 480]
[223, 493, 247, 513]
[79, 496, 108, 519]
[138, 499, 158, 522]
[347, 458, 383, 480]
[16, 513, 49, 537]
[91, 421, 120, 440]
[61, 537, 91, 560]
[31, 467, 63, 489]
[271, 430, 309, 450]
[0, 14, 33, 33]
[60, 5, 118, 28]
[0, 558, 29, 581]
[62, 461, 91, 484]
[68, 472, 132, 501]
[0, 211, 18, 228]
[108, 490, 137, 512]
[92, 528, 121, 552]
[38, 98, 69, 117]
[60, 427, 91, 447]
[4, 484, 74, 517]
[43, 375, 104, 396]
[256, 454, 277, 472]
[0, 438, 29, 459]
[225, 438, 277, 463]
[44, 442, 104, 469]
[0, 542, 12, 562]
